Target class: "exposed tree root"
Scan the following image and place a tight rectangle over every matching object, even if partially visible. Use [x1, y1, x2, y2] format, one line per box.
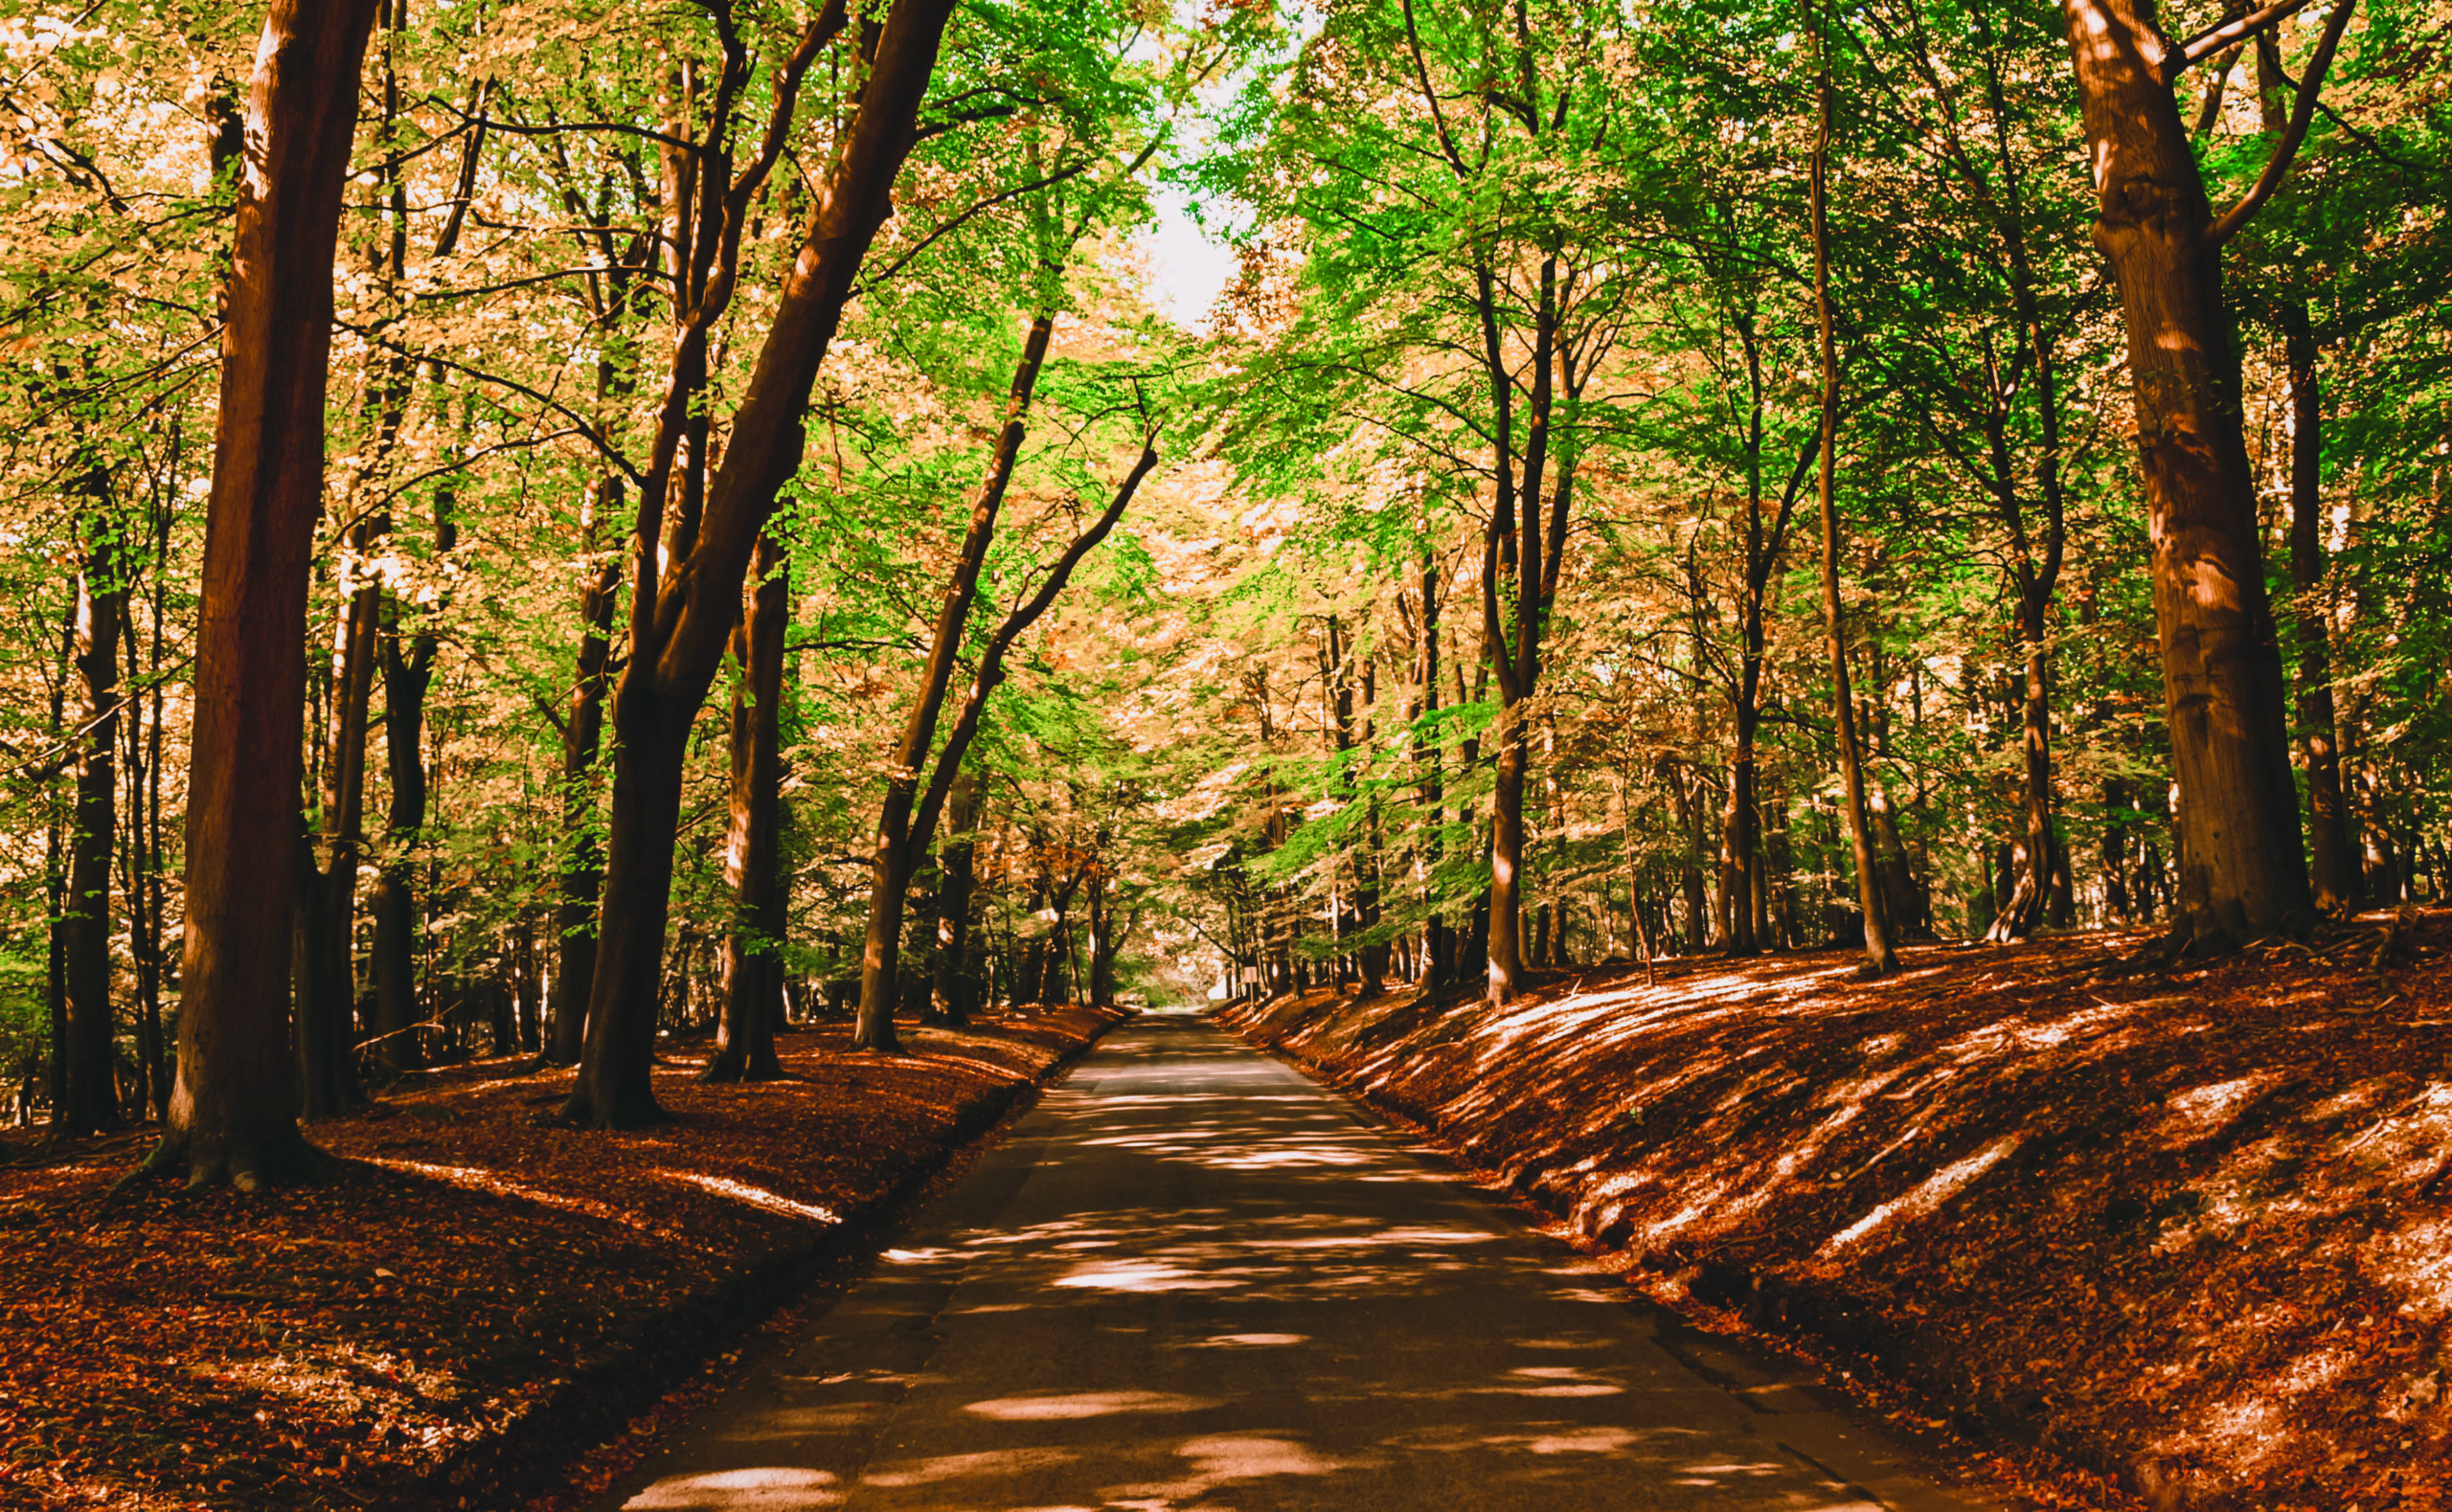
[120, 1124, 329, 1194]
[553, 1087, 671, 1130]
[696, 1046, 786, 1083]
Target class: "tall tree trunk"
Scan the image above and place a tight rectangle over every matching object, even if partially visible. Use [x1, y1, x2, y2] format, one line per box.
[854, 441, 1154, 1046]
[1987, 582, 2058, 942]
[1415, 549, 1452, 987]
[2280, 307, 2354, 910]
[371, 615, 436, 1077]
[61, 504, 125, 1137]
[141, 0, 380, 1188]
[706, 531, 788, 1082]
[121, 542, 167, 1120]
[1808, 42, 1896, 975]
[548, 477, 624, 1064]
[1720, 698, 1761, 954]
[298, 560, 375, 1115]
[2056, 0, 2346, 948]
[570, 0, 952, 1122]
[855, 314, 1054, 1051]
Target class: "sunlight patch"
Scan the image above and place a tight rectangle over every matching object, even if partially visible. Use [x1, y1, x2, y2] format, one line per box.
[2360, 1214, 2452, 1323]
[657, 1171, 840, 1224]
[965, 1390, 1216, 1421]
[624, 1466, 840, 1509]
[2156, 1074, 2278, 1147]
[1050, 1260, 1240, 1292]
[1821, 1138, 2018, 1253]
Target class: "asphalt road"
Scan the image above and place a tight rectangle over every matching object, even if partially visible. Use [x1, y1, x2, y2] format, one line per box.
[602, 1010, 1992, 1512]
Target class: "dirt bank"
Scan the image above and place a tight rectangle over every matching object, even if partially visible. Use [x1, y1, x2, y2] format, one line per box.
[0, 1005, 1128, 1511]
[1220, 914, 2451, 1512]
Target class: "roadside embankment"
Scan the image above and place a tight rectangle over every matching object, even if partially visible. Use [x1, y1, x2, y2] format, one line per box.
[1219, 915, 2451, 1512]
[0, 1004, 1129, 1511]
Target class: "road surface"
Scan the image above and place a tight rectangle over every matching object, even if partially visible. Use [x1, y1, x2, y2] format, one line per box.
[603, 1010, 1991, 1511]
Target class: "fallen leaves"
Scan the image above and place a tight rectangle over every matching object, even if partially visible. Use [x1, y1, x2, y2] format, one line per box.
[1225, 910, 2452, 1512]
[0, 1006, 1124, 1511]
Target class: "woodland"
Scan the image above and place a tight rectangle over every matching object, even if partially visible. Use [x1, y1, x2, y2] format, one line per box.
[0, 0, 2448, 1500]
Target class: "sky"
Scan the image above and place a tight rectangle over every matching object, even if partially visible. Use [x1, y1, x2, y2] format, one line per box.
[1137, 186, 1238, 329]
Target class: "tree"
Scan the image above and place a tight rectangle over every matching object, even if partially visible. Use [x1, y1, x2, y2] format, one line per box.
[564, 0, 957, 1125]
[2055, 0, 2357, 950]
[138, 0, 383, 1188]
[703, 530, 789, 1082]
[1808, 5, 1896, 976]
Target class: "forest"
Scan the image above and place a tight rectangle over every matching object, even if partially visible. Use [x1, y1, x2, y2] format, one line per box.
[0, 0, 2447, 1501]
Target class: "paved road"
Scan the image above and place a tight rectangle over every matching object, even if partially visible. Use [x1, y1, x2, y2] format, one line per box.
[604, 1012, 1990, 1511]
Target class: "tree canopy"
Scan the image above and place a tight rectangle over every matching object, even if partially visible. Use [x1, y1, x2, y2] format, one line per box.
[0, 0, 2446, 1152]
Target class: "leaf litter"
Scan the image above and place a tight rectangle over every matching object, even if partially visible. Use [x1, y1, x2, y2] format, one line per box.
[0, 1005, 1125, 1511]
[1222, 909, 2452, 1512]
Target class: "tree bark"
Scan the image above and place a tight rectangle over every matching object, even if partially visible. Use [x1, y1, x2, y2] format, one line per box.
[547, 477, 624, 1065]
[2056, 0, 2336, 948]
[568, 0, 951, 1123]
[139, 0, 379, 1188]
[855, 313, 1056, 1051]
[370, 592, 438, 1078]
[298, 554, 376, 1115]
[1808, 41, 1896, 976]
[705, 530, 789, 1082]
[930, 769, 981, 1026]
[61, 504, 125, 1136]
[2280, 307, 2355, 911]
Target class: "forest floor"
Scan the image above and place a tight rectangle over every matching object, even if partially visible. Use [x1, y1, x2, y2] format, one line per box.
[0, 1003, 1128, 1512]
[1220, 908, 2452, 1512]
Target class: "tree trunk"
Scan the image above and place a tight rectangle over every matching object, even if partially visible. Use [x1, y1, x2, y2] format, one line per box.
[370, 612, 436, 1077]
[856, 314, 1055, 1052]
[2057, 0, 2327, 947]
[1416, 549, 1452, 988]
[569, 0, 957, 1123]
[60, 510, 126, 1136]
[1988, 590, 2057, 941]
[299, 565, 376, 1115]
[547, 476, 624, 1065]
[705, 530, 788, 1082]
[1808, 41, 1895, 975]
[141, 0, 379, 1188]
[122, 553, 169, 1121]
[930, 769, 980, 1026]
[569, 702, 692, 1123]
[2280, 307, 2355, 911]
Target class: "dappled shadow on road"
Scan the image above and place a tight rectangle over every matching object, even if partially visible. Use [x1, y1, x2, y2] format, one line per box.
[620, 1019, 1881, 1511]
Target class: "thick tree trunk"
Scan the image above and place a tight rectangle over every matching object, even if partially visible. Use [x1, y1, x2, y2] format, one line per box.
[141, 0, 379, 1188]
[705, 531, 788, 1083]
[569, 702, 692, 1124]
[2058, 0, 2323, 947]
[569, 0, 956, 1122]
